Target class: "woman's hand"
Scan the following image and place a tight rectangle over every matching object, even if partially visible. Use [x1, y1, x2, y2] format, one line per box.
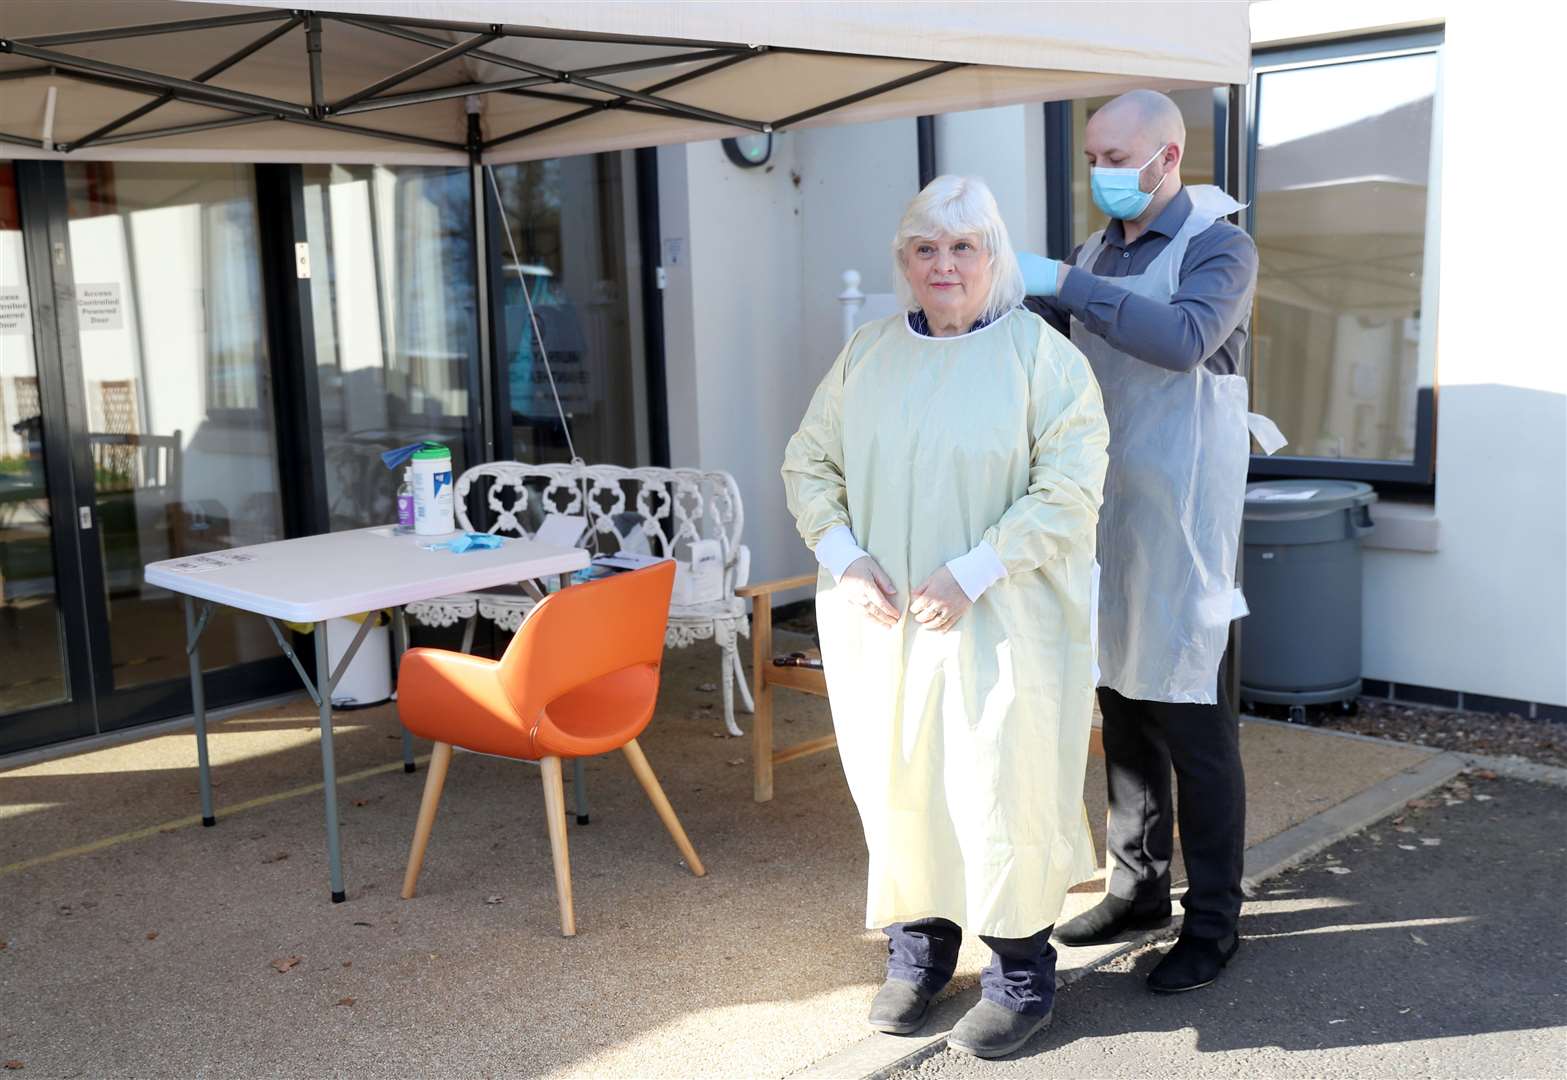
[909, 567, 972, 633]
[840, 556, 902, 628]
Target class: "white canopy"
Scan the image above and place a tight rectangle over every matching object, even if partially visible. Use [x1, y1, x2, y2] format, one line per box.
[0, 1, 1251, 165]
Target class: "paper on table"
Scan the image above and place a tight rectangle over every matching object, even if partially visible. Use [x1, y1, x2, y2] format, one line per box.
[594, 553, 667, 571]
[536, 513, 588, 548]
[1248, 486, 1319, 502]
[162, 551, 259, 573]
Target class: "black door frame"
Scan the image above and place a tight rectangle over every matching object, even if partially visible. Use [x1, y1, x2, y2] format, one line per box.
[5, 160, 99, 750]
[2, 159, 297, 755]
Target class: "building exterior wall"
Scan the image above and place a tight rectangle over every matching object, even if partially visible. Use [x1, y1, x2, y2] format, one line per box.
[660, 3, 1564, 710]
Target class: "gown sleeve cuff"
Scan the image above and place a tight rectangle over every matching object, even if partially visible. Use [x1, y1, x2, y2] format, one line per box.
[946, 540, 1008, 602]
[815, 524, 869, 582]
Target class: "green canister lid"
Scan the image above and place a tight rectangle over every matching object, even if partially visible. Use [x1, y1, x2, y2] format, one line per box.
[412, 442, 450, 461]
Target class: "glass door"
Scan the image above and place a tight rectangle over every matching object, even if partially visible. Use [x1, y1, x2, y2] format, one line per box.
[0, 160, 295, 754]
[490, 153, 648, 467]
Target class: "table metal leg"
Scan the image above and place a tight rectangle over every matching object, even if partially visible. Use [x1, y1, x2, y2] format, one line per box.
[392, 608, 415, 773]
[573, 757, 590, 825]
[184, 596, 216, 827]
[314, 626, 347, 904]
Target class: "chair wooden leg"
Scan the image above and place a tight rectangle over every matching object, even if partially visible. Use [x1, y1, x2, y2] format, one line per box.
[539, 755, 577, 937]
[401, 741, 452, 899]
[622, 739, 706, 877]
[750, 596, 774, 803]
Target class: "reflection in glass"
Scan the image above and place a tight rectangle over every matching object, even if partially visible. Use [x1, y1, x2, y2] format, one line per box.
[491, 154, 645, 467]
[64, 162, 285, 690]
[1250, 53, 1437, 463]
[303, 165, 477, 531]
[0, 162, 69, 713]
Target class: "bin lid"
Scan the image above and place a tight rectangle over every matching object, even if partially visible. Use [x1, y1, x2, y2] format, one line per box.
[1245, 479, 1377, 519]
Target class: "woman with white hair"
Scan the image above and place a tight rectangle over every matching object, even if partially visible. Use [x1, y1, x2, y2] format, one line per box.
[783, 176, 1110, 1058]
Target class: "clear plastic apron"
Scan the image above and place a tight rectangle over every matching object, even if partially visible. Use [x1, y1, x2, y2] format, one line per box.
[1071, 185, 1282, 704]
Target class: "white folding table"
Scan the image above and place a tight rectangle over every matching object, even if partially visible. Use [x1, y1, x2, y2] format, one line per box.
[144, 526, 590, 903]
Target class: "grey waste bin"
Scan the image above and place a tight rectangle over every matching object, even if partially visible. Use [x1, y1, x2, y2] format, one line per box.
[1239, 479, 1377, 718]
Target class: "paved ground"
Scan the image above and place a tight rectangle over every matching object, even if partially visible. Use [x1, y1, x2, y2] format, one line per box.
[889, 774, 1567, 1080]
[0, 637, 1436, 1079]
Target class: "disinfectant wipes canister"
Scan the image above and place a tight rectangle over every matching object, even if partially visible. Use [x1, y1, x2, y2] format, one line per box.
[411, 443, 455, 535]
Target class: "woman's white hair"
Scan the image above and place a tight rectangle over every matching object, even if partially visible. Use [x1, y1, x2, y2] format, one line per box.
[892, 175, 1025, 324]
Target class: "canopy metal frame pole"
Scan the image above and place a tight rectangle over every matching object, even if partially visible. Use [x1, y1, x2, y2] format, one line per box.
[482, 50, 764, 150]
[325, 9, 744, 51]
[325, 28, 500, 114]
[67, 14, 305, 150]
[14, 9, 292, 48]
[1, 9, 973, 156]
[772, 61, 965, 128]
[332, 74, 553, 116]
[0, 38, 314, 118]
[329, 15, 771, 133]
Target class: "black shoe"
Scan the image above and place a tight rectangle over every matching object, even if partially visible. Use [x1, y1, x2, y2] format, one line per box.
[948, 999, 1053, 1059]
[1147, 932, 1240, 993]
[1054, 894, 1172, 947]
[868, 979, 934, 1034]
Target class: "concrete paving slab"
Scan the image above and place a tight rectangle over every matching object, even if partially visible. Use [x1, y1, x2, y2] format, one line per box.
[0, 641, 1433, 1078]
[881, 775, 1567, 1080]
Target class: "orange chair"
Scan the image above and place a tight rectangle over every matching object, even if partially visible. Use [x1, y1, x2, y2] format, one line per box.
[396, 561, 704, 935]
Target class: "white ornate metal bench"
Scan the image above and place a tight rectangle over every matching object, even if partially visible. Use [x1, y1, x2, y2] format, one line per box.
[405, 462, 755, 737]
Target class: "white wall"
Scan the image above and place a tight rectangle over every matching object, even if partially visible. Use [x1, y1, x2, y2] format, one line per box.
[1358, 8, 1565, 707]
[657, 136, 808, 588]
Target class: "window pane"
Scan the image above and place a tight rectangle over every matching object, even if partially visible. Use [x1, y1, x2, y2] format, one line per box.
[1071, 90, 1217, 245]
[491, 154, 645, 467]
[303, 165, 477, 530]
[0, 162, 70, 712]
[64, 162, 286, 689]
[1251, 52, 1437, 463]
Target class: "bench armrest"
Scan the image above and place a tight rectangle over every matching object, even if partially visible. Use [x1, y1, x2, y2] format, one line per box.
[736, 573, 817, 599]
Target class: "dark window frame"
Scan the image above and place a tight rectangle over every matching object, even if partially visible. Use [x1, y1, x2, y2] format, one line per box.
[1245, 27, 1445, 493]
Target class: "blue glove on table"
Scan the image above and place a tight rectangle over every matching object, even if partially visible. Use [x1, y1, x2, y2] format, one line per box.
[424, 532, 504, 553]
[1017, 251, 1063, 298]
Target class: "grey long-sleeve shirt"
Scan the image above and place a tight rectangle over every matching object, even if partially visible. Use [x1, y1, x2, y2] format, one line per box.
[1026, 187, 1258, 376]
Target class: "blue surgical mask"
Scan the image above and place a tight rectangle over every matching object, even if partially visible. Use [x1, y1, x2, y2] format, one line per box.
[1090, 144, 1170, 221]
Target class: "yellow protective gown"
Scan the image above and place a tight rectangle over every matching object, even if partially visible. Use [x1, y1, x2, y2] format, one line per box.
[782, 307, 1110, 938]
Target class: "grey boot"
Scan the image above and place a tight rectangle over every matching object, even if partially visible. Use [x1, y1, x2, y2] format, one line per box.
[867, 979, 934, 1034]
[948, 999, 1052, 1059]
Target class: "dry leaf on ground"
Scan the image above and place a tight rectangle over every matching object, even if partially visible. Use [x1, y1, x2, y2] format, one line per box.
[271, 956, 301, 973]
[336, 997, 355, 1007]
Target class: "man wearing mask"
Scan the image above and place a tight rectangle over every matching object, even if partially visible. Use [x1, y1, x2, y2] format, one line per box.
[1020, 89, 1276, 993]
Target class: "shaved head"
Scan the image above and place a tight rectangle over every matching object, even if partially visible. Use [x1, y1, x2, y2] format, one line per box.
[1090, 90, 1187, 156]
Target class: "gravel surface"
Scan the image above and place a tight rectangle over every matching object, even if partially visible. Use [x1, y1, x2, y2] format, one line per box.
[1294, 698, 1567, 769]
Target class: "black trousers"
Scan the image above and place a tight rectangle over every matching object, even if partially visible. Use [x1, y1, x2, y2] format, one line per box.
[1096, 662, 1245, 940]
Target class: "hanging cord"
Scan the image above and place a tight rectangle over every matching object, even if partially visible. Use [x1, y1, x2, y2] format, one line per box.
[484, 164, 597, 556]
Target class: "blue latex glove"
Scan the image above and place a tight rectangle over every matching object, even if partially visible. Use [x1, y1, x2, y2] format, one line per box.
[380, 441, 445, 470]
[424, 532, 504, 553]
[1017, 251, 1063, 298]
